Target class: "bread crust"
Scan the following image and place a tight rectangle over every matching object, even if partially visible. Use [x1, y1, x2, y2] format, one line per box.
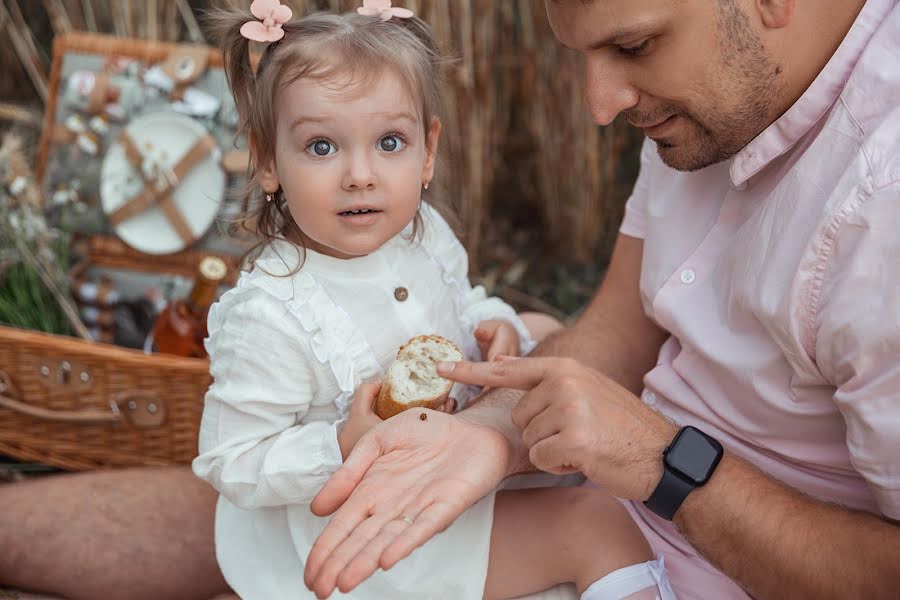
[374, 335, 460, 419]
[375, 380, 448, 419]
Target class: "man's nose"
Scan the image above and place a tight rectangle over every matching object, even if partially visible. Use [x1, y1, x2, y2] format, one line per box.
[584, 57, 639, 126]
[342, 150, 377, 191]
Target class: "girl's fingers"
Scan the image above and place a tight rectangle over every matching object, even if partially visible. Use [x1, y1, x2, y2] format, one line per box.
[351, 382, 382, 416]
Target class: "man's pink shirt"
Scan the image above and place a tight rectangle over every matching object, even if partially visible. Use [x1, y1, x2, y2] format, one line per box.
[617, 1, 900, 597]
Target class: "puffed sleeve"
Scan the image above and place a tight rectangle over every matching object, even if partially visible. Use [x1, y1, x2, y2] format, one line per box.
[192, 284, 343, 508]
[815, 181, 900, 520]
[420, 203, 536, 357]
[619, 137, 655, 239]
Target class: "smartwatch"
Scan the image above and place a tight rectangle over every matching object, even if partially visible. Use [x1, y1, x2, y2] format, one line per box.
[644, 425, 723, 520]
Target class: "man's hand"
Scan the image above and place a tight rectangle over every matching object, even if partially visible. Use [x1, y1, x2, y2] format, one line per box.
[474, 319, 521, 361]
[304, 409, 510, 598]
[336, 383, 384, 460]
[439, 355, 677, 501]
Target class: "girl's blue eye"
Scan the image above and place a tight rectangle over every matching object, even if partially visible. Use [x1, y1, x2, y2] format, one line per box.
[307, 140, 336, 157]
[379, 135, 405, 152]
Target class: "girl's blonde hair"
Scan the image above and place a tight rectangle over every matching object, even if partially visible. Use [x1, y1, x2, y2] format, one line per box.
[209, 9, 446, 266]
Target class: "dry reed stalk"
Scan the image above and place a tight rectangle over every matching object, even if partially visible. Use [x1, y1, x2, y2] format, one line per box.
[0, 103, 42, 128]
[109, 0, 126, 36]
[125, 0, 137, 38]
[79, 0, 97, 31]
[56, 0, 84, 30]
[163, 0, 180, 41]
[147, 0, 159, 40]
[42, 0, 73, 35]
[176, 0, 205, 42]
[0, 0, 49, 103]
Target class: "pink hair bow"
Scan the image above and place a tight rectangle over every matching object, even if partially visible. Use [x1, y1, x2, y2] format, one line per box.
[240, 0, 293, 42]
[357, 0, 413, 21]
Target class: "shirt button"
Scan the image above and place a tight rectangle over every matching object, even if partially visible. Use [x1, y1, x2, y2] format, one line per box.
[643, 391, 657, 406]
[680, 269, 696, 285]
[394, 287, 409, 302]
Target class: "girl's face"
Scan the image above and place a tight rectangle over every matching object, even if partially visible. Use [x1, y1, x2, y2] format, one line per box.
[259, 69, 441, 259]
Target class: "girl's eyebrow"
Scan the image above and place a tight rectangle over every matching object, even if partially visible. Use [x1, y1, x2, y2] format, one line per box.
[290, 112, 417, 131]
[374, 112, 417, 124]
[290, 115, 333, 130]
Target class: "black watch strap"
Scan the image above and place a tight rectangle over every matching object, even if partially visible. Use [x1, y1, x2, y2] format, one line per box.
[644, 468, 695, 520]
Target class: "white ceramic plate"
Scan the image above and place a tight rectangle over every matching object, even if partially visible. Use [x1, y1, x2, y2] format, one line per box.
[100, 111, 224, 255]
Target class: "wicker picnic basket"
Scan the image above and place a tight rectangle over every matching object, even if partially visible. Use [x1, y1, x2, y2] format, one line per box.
[0, 33, 245, 471]
[0, 235, 240, 471]
[0, 325, 211, 471]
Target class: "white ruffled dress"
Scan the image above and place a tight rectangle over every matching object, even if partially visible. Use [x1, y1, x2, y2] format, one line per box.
[192, 204, 536, 599]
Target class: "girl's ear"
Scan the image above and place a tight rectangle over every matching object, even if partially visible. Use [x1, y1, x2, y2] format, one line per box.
[422, 117, 442, 184]
[257, 159, 281, 194]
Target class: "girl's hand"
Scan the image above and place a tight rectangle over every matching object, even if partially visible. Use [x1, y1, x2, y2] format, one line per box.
[474, 320, 520, 361]
[436, 398, 457, 413]
[337, 382, 383, 460]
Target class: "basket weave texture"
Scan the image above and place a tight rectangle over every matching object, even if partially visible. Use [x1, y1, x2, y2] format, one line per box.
[0, 325, 210, 470]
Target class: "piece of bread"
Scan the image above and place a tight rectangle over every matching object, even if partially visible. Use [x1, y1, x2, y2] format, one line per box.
[375, 334, 463, 419]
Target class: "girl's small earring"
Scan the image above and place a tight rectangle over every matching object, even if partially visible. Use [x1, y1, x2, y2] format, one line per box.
[266, 193, 273, 203]
[423, 181, 430, 191]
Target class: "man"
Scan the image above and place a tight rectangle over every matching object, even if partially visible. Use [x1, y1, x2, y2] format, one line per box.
[302, 0, 900, 598]
[1, 0, 897, 599]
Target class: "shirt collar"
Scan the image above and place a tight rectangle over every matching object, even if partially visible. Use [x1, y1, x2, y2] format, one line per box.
[729, 0, 896, 188]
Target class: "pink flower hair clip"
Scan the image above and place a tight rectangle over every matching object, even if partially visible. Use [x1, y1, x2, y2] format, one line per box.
[357, 0, 414, 22]
[240, 0, 293, 42]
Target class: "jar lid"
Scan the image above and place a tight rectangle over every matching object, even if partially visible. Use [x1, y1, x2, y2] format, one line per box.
[198, 256, 228, 282]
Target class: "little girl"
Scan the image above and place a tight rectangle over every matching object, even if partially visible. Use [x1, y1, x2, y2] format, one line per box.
[193, 2, 675, 600]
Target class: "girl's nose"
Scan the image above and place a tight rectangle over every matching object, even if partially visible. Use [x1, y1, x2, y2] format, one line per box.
[342, 151, 377, 191]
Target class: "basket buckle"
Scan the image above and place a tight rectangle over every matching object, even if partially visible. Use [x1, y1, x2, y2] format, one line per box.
[112, 390, 168, 429]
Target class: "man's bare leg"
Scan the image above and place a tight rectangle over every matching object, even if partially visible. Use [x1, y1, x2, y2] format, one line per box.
[0, 467, 229, 600]
[519, 312, 565, 345]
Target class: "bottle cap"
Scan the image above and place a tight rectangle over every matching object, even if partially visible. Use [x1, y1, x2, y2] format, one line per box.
[198, 256, 228, 282]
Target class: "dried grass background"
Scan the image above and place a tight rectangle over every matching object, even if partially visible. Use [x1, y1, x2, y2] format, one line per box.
[0, 0, 642, 317]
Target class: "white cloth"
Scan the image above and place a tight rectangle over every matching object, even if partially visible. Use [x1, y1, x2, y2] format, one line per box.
[580, 556, 676, 600]
[192, 203, 535, 599]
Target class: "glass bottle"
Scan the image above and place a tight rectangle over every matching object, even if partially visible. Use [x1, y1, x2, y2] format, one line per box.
[152, 256, 227, 358]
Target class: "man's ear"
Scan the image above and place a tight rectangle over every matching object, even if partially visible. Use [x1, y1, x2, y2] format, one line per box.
[422, 117, 442, 185]
[755, 0, 795, 29]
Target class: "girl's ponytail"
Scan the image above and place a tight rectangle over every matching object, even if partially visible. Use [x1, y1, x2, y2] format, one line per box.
[207, 9, 256, 143]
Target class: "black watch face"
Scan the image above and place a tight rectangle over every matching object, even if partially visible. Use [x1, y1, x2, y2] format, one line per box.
[665, 427, 722, 484]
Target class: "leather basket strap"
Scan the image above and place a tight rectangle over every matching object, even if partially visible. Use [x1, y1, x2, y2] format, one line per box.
[108, 132, 216, 244]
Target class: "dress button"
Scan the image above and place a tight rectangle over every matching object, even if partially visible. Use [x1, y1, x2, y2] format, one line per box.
[394, 287, 409, 302]
[643, 391, 657, 406]
[680, 269, 696, 285]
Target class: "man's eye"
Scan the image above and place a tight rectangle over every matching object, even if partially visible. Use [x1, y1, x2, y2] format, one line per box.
[378, 135, 406, 152]
[307, 140, 336, 157]
[618, 39, 652, 57]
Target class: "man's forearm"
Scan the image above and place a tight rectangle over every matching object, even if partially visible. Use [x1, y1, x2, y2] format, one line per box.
[457, 387, 534, 476]
[678, 453, 900, 599]
[532, 311, 664, 395]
